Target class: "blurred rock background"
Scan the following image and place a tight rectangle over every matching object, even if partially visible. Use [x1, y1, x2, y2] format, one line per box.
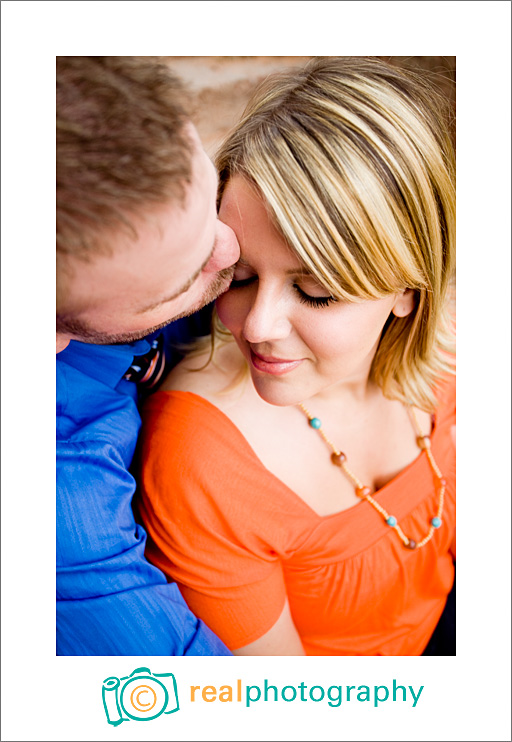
[165, 56, 456, 157]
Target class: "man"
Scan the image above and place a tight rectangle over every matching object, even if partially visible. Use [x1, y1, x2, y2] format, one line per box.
[56, 57, 239, 654]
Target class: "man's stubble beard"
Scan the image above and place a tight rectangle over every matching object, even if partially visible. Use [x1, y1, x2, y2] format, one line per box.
[57, 265, 234, 346]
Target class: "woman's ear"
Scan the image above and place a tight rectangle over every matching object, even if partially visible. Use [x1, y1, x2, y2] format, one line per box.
[391, 289, 415, 318]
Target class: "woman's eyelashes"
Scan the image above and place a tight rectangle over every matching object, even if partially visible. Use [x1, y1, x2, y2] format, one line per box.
[294, 285, 337, 308]
[229, 274, 337, 308]
[230, 275, 257, 288]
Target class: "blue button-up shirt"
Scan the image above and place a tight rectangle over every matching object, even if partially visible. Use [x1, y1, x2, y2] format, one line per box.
[56, 324, 231, 656]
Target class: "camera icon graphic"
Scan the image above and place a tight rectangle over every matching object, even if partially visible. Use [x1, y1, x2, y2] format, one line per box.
[102, 667, 179, 725]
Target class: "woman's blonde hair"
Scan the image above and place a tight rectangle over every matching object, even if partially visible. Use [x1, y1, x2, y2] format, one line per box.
[215, 56, 455, 411]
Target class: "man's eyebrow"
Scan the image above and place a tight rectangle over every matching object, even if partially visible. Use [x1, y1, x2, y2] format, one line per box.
[137, 240, 216, 314]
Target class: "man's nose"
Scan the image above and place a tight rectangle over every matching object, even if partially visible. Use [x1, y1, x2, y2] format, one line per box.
[203, 221, 240, 273]
[242, 287, 291, 345]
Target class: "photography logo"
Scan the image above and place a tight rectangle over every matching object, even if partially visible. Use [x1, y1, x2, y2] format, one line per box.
[102, 667, 179, 725]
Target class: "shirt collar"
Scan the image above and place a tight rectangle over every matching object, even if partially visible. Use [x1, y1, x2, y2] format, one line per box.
[57, 333, 158, 389]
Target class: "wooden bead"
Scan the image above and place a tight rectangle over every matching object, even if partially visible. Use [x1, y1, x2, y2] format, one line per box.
[330, 451, 346, 466]
[404, 539, 417, 550]
[417, 435, 431, 450]
[356, 485, 371, 498]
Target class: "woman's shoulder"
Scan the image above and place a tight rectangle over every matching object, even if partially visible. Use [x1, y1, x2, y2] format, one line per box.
[429, 370, 455, 440]
[434, 370, 456, 411]
[140, 346, 252, 466]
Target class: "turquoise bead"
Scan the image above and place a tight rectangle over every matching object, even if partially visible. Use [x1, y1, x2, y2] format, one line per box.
[431, 516, 442, 528]
[386, 516, 397, 527]
[309, 417, 322, 429]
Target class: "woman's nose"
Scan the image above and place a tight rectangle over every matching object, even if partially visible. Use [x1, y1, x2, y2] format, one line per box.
[202, 220, 240, 274]
[241, 287, 291, 344]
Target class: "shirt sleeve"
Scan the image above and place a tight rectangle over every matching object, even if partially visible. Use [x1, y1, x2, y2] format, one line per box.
[138, 392, 290, 651]
[57, 437, 231, 656]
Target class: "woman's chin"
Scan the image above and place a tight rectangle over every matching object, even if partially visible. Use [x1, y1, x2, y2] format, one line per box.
[251, 374, 303, 408]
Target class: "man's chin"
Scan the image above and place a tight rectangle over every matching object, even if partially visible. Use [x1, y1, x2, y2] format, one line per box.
[73, 319, 177, 346]
[60, 267, 234, 346]
[69, 311, 202, 346]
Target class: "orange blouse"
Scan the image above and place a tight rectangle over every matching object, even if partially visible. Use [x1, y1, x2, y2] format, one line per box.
[138, 379, 455, 655]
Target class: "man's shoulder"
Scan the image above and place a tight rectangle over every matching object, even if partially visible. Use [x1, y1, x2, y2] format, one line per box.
[57, 343, 140, 448]
[57, 339, 144, 388]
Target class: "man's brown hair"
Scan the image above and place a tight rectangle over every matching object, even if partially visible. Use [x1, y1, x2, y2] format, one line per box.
[57, 56, 193, 260]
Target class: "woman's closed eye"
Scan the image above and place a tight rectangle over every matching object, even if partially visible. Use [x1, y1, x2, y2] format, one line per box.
[230, 274, 257, 288]
[230, 261, 256, 286]
[294, 284, 337, 308]
[230, 273, 337, 309]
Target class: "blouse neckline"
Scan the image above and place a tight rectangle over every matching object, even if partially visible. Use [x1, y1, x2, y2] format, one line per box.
[148, 389, 440, 524]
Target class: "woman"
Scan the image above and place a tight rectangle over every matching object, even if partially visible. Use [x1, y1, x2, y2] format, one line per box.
[138, 57, 456, 655]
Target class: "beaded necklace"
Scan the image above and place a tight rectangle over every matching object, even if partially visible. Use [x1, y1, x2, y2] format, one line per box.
[298, 403, 445, 550]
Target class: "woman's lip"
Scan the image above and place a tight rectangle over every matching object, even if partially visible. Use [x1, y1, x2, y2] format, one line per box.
[249, 349, 303, 375]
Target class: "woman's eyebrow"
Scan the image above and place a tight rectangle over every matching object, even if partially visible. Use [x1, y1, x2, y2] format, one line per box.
[236, 256, 312, 277]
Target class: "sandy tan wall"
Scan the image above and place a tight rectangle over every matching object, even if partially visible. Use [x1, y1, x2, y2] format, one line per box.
[165, 56, 456, 157]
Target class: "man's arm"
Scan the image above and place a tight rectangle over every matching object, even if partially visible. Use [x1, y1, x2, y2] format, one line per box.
[57, 578, 229, 656]
[57, 437, 230, 656]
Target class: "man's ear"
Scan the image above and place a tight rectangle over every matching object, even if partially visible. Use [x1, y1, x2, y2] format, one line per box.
[391, 288, 415, 318]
